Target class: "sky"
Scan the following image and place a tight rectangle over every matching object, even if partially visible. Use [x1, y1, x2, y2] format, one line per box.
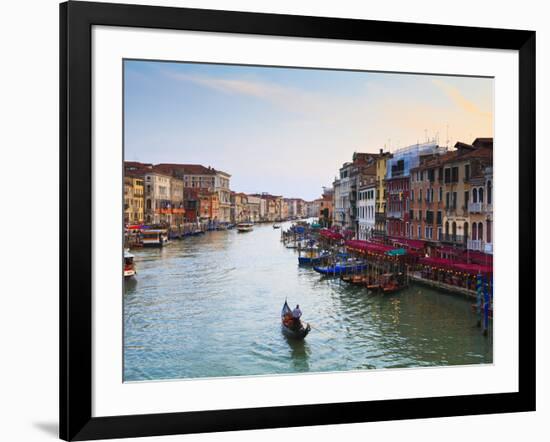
[124, 60, 493, 201]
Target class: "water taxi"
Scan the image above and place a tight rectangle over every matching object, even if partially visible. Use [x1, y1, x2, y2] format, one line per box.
[141, 229, 169, 247]
[236, 222, 254, 232]
[124, 249, 136, 278]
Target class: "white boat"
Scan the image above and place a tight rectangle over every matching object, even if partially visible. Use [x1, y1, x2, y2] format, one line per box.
[236, 222, 254, 232]
[141, 229, 170, 247]
[124, 249, 136, 278]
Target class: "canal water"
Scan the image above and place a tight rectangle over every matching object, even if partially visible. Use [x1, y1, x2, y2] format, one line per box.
[124, 221, 492, 382]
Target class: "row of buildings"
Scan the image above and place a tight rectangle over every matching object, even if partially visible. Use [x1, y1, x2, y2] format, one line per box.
[124, 162, 331, 228]
[331, 138, 493, 254]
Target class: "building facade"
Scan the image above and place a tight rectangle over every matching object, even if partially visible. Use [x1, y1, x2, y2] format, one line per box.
[357, 180, 376, 240]
[375, 150, 392, 236]
[231, 192, 249, 223]
[143, 172, 172, 225]
[385, 142, 446, 238]
[246, 195, 262, 222]
[124, 176, 144, 224]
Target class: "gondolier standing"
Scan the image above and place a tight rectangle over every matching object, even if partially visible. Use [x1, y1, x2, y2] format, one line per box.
[292, 305, 302, 320]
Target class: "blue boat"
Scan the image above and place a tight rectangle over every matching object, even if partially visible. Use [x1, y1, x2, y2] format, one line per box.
[298, 252, 329, 266]
[313, 261, 367, 275]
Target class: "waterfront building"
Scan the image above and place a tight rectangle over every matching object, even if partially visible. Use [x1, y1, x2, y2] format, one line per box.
[214, 170, 232, 223]
[231, 192, 249, 223]
[317, 188, 333, 227]
[375, 150, 392, 237]
[182, 189, 199, 222]
[154, 163, 232, 223]
[332, 178, 343, 228]
[198, 190, 219, 223]
[357, 175, 376, 240]
[266, 194, 283, 221]
[306, 199, 322, 219]
[440, 138, 492, 249]
[408, 138, 493, 252]
[284, 198, 307, 219]
[385, 142, 447, 238]
[332, 152, 379, 231]
[124, 175, 144, 224]
[409, 154, 446, 242]
[169, 176, 185, 230]
[143, 171, 173, 225]
[246, 195, 262, 222]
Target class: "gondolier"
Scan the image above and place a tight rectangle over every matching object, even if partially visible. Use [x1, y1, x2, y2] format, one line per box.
[292, 305, 302, 319]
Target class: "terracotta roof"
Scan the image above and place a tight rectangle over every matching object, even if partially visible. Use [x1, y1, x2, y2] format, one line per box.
[154, 163, 217, 176]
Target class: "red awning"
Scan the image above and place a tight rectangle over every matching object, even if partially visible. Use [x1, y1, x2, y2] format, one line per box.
[419, 256, 492, 274]
[345, 240, 395, 255]
[319, 229, 343, 240]
[387, 237, 426, 250]
[463, 250, 493, 265]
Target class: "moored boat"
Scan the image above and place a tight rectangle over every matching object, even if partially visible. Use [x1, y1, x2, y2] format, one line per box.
[298, 250, 329, 265]
[313, 260, 367, 276]
[236, 222, 254, 232]
[273, 224, 281, 229]
[281, 301, 310, 339]
[124, 249, 136, 278]
[141, 229, 169, 247]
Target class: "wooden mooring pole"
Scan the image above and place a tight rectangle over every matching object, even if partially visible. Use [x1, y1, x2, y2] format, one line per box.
[476, 273, 482, 327]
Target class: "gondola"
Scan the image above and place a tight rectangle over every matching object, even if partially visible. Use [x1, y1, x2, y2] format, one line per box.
[281, 301, 310, 339]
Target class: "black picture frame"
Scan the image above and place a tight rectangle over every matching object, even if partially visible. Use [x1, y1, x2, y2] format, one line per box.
[60, 1, 536, 440]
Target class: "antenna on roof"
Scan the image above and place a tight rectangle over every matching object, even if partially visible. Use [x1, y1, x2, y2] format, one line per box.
[446, 124, 450, 147]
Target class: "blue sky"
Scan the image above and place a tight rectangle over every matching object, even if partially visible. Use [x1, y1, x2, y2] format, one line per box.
[124, 60, 493, 201]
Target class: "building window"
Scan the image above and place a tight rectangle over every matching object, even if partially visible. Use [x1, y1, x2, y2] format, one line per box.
[479, 187, 484, 203]
[465, 164, 470, 181]
[473, 188, 478, 203]
[487, 220, 492, 243]
[451, 167, 459, 183]
[444, 168, 451, 183]
[478, 222, 484, 241]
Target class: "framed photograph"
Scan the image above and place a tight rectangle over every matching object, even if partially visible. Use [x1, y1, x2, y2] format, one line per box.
[60, 1, 536, 440]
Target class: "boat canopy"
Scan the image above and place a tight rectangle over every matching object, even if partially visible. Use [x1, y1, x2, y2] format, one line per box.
[345, 240, 395, 255]
[319, 229, 343, 240]
[386, 248, 407, 256]
[387, 237, 426, 250]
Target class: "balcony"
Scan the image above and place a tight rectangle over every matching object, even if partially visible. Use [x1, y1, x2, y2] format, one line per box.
[387, 210, 402, 219]
[467, 239, 484, 251]
[442, 234, 465, 245]
[468, 202, 484, 213]
[484, 243, 493, 254]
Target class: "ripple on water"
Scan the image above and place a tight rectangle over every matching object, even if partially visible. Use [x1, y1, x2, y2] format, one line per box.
[124, 223, 492, 381]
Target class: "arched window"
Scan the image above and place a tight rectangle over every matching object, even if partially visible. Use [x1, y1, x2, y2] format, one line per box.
[487, 220, 492, 243]
[479, 188, 484, 203]
[445, 221, 449, 236]
[452, 222, 457, 240]
[472, 223, 477, 240]
[478, 222, 483, 241]
[472, 188, 477, 203]
[464, 222, 469, 240]
[487, 180, 492, 205]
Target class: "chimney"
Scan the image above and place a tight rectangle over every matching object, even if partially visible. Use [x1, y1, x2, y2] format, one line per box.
[380, 148, 383, 155]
